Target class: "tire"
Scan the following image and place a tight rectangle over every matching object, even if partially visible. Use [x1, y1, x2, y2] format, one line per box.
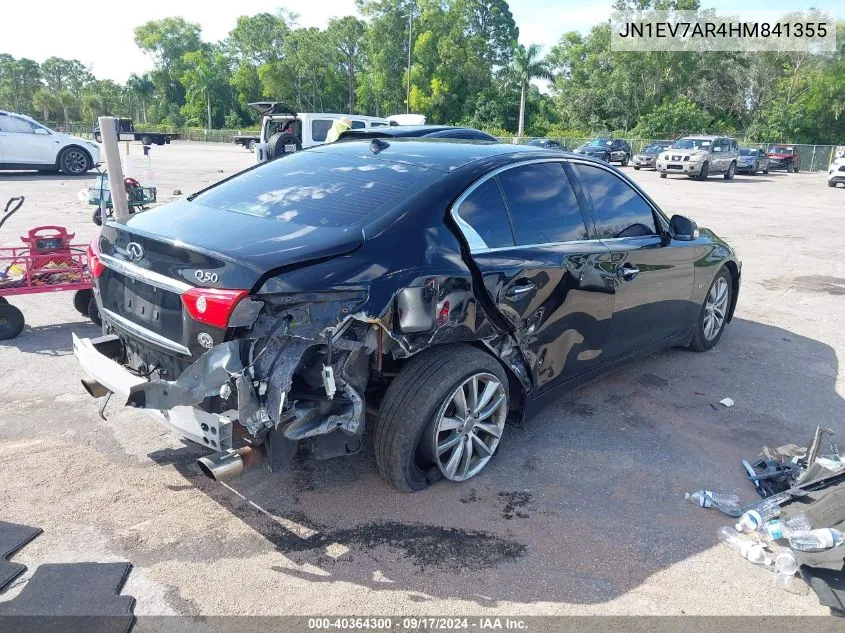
[0, 304, 25, 340]
[764, 166, 769, 174]
[140, 135, 153, 146]
[374, 345, 510, 492]
[73, 289, 93, 316]
[659, 172, 667, 178]
[633, 165, 640, 170]
[688, 267, 732, 352]
[829, 181, 838, 188]
[793, 162, 799, 173]
[620, 154, 629, 167]
[723, 161, 736, 180]
[59, 147, 91, 175]
[267, 131, 302, 161]
[248, 140, 257, 152]
[697, 162, 709, 181]
[94, 133, 102, 143]
[87, 296, 102, 326]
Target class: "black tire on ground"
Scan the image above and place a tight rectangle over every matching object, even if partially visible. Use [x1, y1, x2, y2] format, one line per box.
[248, 139, 257, 152]
[59, 147, 91, 175]
[633, 165, 640, 170]
[0, 304, 25, 340]
[141, 135, 153, 146]
[697, 161, 710, 181]
[660, 172, 667, 178]
[764, 166, 769, 174]
[620, 155, 629, 167]
[724, 161, 736, 180]
[73, 289, 93, 316]
[94, 133, 102, 143]
[374, 344, 509, 492]
[267, 131, 302, 161]
[87, 296, 102, 326]
[829, 181, 838, 188]
[793, 162, 799, 173]
[92, 209, 103, 226]
[688, 267, 732, 353]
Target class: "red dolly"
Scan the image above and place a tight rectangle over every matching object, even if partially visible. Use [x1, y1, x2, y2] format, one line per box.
[0, 196, 100, 340]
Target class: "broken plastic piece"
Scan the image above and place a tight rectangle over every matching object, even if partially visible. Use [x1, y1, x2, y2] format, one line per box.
[719, 397, 734, 407]
[322, 365, 337, 399]
[685, 490, 739, 509]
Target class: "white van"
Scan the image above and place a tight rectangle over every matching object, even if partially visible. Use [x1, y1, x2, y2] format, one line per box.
[249, 103, 389, 163]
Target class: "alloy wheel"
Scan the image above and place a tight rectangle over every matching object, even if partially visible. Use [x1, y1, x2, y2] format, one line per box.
[63, 150, 88, 174]
[703, 277, 729, 341]
[432, 372, 507, 482]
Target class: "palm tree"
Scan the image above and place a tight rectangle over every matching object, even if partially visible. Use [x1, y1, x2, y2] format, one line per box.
[58, 91, 76, 130]
[31, 89, 58, 122]
[510, 44, 552, 138]
[126, 73, 155, 124]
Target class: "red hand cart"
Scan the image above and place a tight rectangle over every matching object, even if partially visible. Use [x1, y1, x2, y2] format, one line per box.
[0, 197, 100, 340]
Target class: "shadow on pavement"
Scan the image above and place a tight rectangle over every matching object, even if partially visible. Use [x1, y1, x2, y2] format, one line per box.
[0, 320, 99, 355]
[148, 317, 844, 605]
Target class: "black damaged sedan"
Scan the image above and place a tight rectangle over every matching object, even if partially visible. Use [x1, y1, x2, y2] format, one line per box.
[76, 140, 741, 492]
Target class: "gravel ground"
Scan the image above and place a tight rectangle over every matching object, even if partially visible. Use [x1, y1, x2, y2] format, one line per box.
[0, 141, 842, 616]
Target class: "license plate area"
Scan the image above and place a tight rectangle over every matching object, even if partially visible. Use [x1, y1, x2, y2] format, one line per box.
[124, 278, 163, 325]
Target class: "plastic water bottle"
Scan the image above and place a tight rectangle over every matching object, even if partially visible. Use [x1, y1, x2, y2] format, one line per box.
[774, 550, 809, 595]
[685, 490, 740, 508]
[717, 526, 772, 566]
[735, 498, 782, 533]
[761, 513, 812, 541]
[788, 528, 845, 552]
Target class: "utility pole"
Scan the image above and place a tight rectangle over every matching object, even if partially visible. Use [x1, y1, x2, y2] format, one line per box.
[97, 116, 130, 220]
[406, 1, 413, 113]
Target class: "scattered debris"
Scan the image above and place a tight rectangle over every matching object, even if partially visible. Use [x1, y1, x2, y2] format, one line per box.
[719, 397, 735, 407]
[172, 189, 182, 195]
[685, 489, 739, 509]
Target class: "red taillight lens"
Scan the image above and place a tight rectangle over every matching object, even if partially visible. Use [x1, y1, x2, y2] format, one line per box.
[181, 288, 248, 329]
[87, 240, 104, 278]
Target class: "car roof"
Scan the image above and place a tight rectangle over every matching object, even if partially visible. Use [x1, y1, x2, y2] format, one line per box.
[308, 138, 596, 173]
[342, 125, 486, 137]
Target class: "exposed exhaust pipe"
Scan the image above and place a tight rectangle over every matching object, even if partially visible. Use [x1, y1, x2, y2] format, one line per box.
[81, 377, 110, 399]
[196, 445, 265, 482]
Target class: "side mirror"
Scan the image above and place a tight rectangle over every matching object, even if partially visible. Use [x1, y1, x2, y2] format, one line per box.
[670, 214, 699, 241]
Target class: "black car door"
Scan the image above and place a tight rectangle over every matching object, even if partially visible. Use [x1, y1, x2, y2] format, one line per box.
[451, 160, 617, 392]
[570, 161, 695, 360]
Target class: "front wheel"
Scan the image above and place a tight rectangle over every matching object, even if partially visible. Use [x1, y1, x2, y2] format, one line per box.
[659, 172, 667, 178]
[697, 162, 710, 180]
[0, 304, 25, 340]
[633, 165, 640, 170]
[793, 162, 799, 173]
[374, 345, 509, 492]
[59, 147, 91, 175]
[620, 154, 629, 167]
[829, 181, 838, 188]
[724, 161, 736, 180]
[688, 268, 732, 352]
[141, 135, 153, 146]
[94, 133, 102, 143]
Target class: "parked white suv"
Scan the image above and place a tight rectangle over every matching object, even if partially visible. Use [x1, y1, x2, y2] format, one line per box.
[0, 111, 100, 175]
[250, 102, 389, 163]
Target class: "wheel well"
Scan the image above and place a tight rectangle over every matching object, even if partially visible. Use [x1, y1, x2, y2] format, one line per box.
[724, 260, 740, 322]
[370, 341, 527, 424]
[56, 144, 93, 168]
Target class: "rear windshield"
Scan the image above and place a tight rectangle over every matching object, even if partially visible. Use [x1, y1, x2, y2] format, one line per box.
[771, 146, 794, 154]
[192, 150, 442, 228]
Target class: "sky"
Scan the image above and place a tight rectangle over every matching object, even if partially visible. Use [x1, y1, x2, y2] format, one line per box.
[2, 0, 838, 83]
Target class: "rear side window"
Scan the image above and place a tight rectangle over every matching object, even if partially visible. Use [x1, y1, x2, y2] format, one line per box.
[193, 150, 443, 228]
[351, 120, 366, 130]
[573, 164, 657, 239]
[311, 119, 333, 142]
[456, 179, 514, 249]
[497, 163, 588, 245]
[2, 116, 35, 134]
[370, 122, 387, 127]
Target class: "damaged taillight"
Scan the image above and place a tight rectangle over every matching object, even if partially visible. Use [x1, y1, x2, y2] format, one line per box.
[87, 240, 104, 278]
[182, 288, 249, 329]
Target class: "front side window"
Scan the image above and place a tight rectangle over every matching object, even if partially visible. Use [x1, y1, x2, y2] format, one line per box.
[497, 162, 588, 245]
[311, 119, 333, 142]
[573, 164, 657, 240]
[2, 116, 35, 134]
[351, 121, 366, 130]
[456, 179, 514, 249]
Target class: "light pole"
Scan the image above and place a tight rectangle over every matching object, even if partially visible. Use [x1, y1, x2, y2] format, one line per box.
[406, 1, 414, 113]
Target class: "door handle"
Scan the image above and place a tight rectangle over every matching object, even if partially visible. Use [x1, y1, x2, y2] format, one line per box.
[616, 263, 640, 281]
[505, 280, 536, 301]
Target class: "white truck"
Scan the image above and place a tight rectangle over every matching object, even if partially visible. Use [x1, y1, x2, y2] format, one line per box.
[246, 103, 389, 163]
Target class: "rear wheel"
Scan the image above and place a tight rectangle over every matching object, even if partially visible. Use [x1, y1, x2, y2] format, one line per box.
[374, 345, 509, 492]
[688, 267, 732, 352]
[659, 172, 667, 178]
[633, 165, 640, 170]
[0, 304, 25, 340]
[94, 132, 102, 143]
[141, 135, 153, 146]
[87, 296, 102, 326]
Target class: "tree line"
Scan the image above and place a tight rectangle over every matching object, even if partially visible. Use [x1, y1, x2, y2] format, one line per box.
[1, 0, 843, 143]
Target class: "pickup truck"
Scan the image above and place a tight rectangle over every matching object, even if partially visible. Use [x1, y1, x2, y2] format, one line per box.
[93, 118, 180, 146]
[247, 102, 389, 163]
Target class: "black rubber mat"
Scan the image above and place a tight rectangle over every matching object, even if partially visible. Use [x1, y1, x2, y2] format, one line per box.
[0, 562, 135, 633]
[0, 521, 42, 592]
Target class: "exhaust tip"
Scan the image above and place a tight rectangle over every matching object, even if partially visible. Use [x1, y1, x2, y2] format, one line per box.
[197, 450, 245, 482]
[81, 378, 109, 399]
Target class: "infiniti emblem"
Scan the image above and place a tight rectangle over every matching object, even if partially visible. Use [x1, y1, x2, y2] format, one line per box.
[126, 242, 144, 261]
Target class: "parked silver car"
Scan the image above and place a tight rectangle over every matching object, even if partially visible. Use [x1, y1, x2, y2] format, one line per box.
[657, 135, 740, 180]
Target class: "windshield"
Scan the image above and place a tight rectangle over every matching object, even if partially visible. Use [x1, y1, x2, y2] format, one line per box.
[588, 138, 612, 147]
[739, 149, 756, 156]
[771, 146, 794, 155]
[642, 144, 667, 154]
[193, 149, 443, 229]
[672, 138, 711, 150]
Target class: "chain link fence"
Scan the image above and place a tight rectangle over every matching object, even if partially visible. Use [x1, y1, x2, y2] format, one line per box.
[499, 137, 839, 173]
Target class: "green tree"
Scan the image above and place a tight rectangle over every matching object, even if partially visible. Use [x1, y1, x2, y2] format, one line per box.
[327, 16, 366, 113]
[32, 89, 58, 121]
[508, 43, 551, 137]
[181, 48, 230, 129]
[126, 73, 155, 123]
[134, 17, 203, 107]
[57, 91, 77, 129]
